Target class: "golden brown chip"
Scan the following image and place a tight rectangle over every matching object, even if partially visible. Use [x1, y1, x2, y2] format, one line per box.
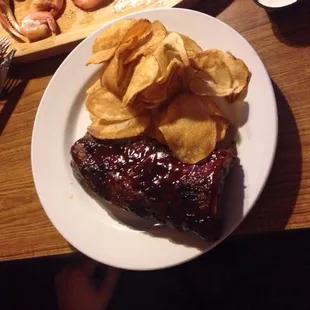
[149, 107, 167, 144]
[86, 78, 101, 95]
[189, 76, 233, 97]
[158, 92, 217, 164]
[118, 19, 152, 54]
[215, 117, 229, 141]
[223, 51, 250, 101]
[89, 112, 97, 122]
[152, 44, 170, 78]
[197, 95, 230, 142]
[151, 126, 167, 145]
[101, 19, 153, 96]
[152, 34, 187, 82]
[101, 48, 138, 96]
[86, 87, 142, 121]
[189, 50, 233, 97]
[101, 53, 123, 95]
[92, 19, 136, 53]
[163, 32, 189, 66]
[86, 47, 117, 65]
[125, 20, 168, 64]
[138, 58, 184, 107]
[164, 59, 184, 99]
[189, 49, 250, 100]
[177, 33, 202, 57]
[139, 84, 166, 107]
[122, 55, 159, 106]
[88, 112, 150, 139]
[117, 60, 140, 97]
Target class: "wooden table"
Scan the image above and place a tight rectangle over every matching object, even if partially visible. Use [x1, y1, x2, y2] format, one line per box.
[1, 0, 310, 261]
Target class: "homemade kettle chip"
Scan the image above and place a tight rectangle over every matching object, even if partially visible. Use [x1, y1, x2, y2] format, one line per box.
[158, 92, 217, 164]
[92, 19, 136, 53]
[88, 112, 151, 140]
[223, 51, 250, 101]
[122, 54, 160, 106]
[124, 20, 168, 64]
[138, 58, 184, 107]
[177, 33, 202, 57]
[189, 49, 249, 99]
[86, 87, 142, 121]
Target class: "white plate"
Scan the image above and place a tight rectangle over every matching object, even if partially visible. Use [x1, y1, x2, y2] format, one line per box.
[31, 8, 278, 270]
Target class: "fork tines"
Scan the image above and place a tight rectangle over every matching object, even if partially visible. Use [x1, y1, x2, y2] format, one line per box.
[0, 37, 12, 56]
[0, 37, 16, 96]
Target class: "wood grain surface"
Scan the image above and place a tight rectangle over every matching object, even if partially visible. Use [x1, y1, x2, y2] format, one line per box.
[4, 0, 197, 62]
[1, 0, 310, 261]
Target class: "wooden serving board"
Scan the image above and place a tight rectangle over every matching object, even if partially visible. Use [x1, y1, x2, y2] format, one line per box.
[3, 0, 198, 62]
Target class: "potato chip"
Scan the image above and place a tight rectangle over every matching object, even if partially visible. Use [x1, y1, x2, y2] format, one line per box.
[215, 117, 230, 141]
[165, 60, 184, 97]
[199, 95, 225, 117]
[101, 53, 123, 95]
[158, 92, 217, 164]
[86, 87, 142, 121]
[118, 19, 152, 54]
[198, 95, 230, 142]
[190, 69, 234, 96]
[149, 108, 167, 144]
[163, 32, 189, 65]
[189, 74, 234, 97]
[138, 58, 184, 107]
[152, 44, 169, 77]
[117, 60, 140, 97]
[151, 126, 167, 145]
[223, 51, 250, 101]
[86, 47, 117, 65]
[88, 112, 150, 139]
[139, 85, 166, 107]
[101, 19, 153, 96]
[101, 49, 138, 96]
[181, 66, 195, 87]
[124, 20, 168, 64]
[122, 55, 159, 106]
[152, 35, 186, 82]
[86, 78, 101, 95]
[189, 49, 250, 100]
[92, 19, 136, 53]
[177, 33, 202, 57]
[90, 19, 152, 66]
[140, 41, 185, 108]
[189, 50, 233, 96]
[89, 112, 97, 122]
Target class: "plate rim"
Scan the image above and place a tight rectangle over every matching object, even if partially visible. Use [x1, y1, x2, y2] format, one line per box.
[31, 7, 278, 270]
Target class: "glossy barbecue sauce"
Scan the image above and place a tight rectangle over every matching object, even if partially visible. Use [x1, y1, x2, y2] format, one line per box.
[71, 134, 235, 241]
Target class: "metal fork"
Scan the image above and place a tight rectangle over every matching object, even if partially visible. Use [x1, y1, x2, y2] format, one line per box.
[0, 37, 16, 96]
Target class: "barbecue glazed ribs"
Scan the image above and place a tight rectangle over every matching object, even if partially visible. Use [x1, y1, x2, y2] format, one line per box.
[71, 134, 235, 241]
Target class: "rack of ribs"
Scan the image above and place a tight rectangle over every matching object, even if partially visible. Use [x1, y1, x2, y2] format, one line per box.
[71, 134, 236, 241]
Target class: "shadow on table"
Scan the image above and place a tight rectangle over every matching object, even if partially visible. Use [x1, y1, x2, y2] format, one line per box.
[11, 54, 66, 80]
[267, 1, 310, 46]
[237, 80, 302, 233]
[2, 229, 310, 310]
[191, 0, 234, 16]
[182, 228, 310, 309]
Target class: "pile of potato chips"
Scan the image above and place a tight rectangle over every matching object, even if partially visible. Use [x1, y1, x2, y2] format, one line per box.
[86, 18, 250, 164]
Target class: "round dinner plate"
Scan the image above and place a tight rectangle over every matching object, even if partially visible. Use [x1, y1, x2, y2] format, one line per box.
[31, 8, 278, 270]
